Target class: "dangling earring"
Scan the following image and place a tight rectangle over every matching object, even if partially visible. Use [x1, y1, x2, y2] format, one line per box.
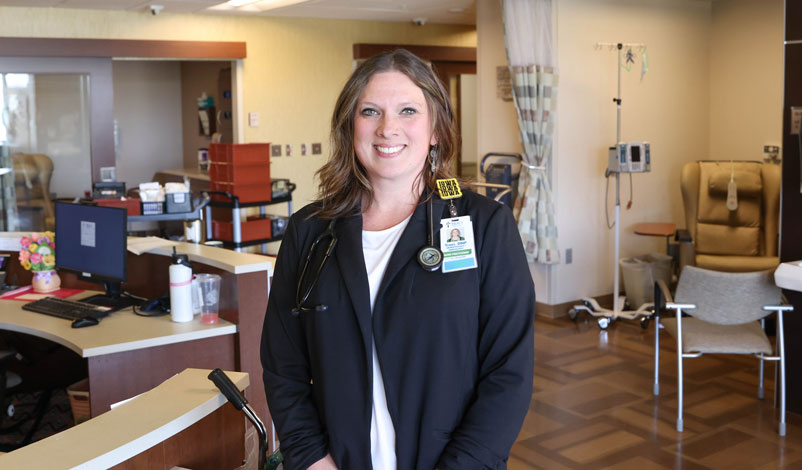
[429, 146, 438, 174]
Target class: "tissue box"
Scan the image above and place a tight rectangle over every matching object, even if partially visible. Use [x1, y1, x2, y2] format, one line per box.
[166, 192, 192, 213]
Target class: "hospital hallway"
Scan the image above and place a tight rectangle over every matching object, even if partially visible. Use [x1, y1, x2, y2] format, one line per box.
[508, 315, 802, 469]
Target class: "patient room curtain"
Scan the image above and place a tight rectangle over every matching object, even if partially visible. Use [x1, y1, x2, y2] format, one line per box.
[502, 0, 559, 264]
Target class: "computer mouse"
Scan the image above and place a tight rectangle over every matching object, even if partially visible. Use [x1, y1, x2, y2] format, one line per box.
[71, 316, 99, 328]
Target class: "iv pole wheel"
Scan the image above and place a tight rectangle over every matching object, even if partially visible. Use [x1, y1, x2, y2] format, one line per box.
[568, 308, 579, 322]
[640, 315, 652, 329]
[597, 317, 611, 330]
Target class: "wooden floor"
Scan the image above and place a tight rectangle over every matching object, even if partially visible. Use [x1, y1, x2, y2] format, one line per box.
[509, 315, 802, 469]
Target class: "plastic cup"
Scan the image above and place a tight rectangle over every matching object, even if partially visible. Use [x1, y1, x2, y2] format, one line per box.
[195, 273, 221, 324]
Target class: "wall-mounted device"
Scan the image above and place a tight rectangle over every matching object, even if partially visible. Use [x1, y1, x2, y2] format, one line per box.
[608, 141, 651, 173]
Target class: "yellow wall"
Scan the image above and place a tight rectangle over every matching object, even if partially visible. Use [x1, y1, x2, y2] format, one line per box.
[0, 6, 476, 209]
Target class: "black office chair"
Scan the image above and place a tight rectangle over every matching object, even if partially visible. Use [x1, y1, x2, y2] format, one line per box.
[0, 345, 55, 452]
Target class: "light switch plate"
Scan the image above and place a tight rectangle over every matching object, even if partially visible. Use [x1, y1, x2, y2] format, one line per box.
[271, 145, 281, 157]
[312, 143, 322, 155]
[248, 112, 260, 128]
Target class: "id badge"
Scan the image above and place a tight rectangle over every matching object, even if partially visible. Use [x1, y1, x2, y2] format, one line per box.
[439, 216, 478, 273]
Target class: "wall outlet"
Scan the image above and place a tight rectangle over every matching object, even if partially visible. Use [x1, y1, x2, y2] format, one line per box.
[764, 145, 780, 154]
[271, 145, 281, 157]
[565, 248, 573, 264]
[312, 143, 322, 155]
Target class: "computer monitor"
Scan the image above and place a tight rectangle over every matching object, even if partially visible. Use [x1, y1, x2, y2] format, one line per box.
[55, 202, 136, 310]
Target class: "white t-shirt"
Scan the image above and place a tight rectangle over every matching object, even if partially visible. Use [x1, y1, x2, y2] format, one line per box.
[362, 215, 411, 470]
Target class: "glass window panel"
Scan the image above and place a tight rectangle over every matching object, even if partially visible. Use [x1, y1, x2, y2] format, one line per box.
[0, 73, 91, 231]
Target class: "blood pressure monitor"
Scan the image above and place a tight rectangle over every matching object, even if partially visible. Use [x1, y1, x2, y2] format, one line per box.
[608, 142, 651, 173]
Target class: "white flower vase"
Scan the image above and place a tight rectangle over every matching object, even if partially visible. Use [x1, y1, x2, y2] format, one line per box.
[32, 270, 61, 293]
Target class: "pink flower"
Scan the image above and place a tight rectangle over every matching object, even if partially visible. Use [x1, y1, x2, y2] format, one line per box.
[19, 250, 29, 262]
[31, 233, 41, 242]
[20, 236, 31, 247]
[30, 252, 42, 265]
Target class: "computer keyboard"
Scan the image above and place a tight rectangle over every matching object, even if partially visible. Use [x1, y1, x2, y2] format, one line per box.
[22, 297, 110, 321]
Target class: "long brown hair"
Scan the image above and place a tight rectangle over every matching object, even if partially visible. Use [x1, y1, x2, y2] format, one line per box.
[312, 49, 458, 219]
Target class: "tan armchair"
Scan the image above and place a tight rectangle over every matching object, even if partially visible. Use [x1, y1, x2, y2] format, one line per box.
[12, 153, 55, 230]
[678, 160, 779, 272]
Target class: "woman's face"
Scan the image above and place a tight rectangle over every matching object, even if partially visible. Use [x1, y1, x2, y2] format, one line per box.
[450, 229, 460, 240]
[353, 71, 436, 189]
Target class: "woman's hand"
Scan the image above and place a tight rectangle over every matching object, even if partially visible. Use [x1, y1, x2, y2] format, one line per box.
[308, 454, 338, 470]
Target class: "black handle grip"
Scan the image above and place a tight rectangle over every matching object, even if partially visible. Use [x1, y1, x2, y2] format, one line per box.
[208, 368, 248, 411]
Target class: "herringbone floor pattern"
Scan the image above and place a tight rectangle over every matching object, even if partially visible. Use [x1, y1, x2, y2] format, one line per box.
[509, 315, 802, 469]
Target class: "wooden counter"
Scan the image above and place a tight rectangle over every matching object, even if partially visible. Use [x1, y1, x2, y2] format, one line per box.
[0, 235, 275, 440]
[0, 295, 236, 358]
[0, 368, 249, 470]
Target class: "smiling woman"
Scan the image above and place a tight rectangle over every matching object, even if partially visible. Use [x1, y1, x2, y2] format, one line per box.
[261, 49, 535, 470]
[352, 71, 437, 213]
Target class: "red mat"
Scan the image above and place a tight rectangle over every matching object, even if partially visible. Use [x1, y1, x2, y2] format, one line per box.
[0, 285, 86, 301]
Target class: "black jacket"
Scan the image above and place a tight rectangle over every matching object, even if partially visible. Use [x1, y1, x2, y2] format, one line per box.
[261, 191, 535, 470]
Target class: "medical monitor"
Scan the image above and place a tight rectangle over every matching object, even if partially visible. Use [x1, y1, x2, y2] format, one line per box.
[608, 141, 651, 174]
[55, 202, 135, 310]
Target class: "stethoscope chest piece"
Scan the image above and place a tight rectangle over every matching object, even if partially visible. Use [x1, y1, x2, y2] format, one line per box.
[417, 196, 444, 272]
[417, 245, 443, 272]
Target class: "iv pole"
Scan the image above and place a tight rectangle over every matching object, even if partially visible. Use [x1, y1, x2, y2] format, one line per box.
[568, 42, 651, 329]
[612, 43, 623, 315]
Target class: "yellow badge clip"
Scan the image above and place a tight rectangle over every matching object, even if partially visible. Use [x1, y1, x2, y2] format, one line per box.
[436, 178, 462, 199]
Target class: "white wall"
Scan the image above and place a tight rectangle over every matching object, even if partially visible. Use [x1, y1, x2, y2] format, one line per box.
[460, 74, 478, 177]
[112, 61, 183, 190]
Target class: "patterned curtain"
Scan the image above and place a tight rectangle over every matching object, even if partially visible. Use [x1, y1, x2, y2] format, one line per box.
[510, 66, 558, 263]
[503, 0, 559, 264]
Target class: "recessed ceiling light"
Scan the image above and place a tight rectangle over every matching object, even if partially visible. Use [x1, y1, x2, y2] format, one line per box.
[448, 7, 465, 13]
[227, 0, 259, 6]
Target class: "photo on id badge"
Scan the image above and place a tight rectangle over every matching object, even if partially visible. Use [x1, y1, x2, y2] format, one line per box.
[439, 216, 478, 273]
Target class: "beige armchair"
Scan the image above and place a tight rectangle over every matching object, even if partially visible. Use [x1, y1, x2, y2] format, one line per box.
[12, 153, 55, 230]
[678, 161, 780, 272]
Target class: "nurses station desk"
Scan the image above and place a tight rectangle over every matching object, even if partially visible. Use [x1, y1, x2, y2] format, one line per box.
[0, 238, 273, 427]
[1, 368, 250, 469]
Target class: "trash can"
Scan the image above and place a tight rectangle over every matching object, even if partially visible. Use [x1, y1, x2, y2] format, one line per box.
[619, 253, 672, 309]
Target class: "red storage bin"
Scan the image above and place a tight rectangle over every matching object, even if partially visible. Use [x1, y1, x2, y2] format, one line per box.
[209, 162, 225, 181]
[209, 143, 270, 164]
[209, 143, 230, 163]
[212, 216, 271, 242]
[94, 197, 141, 216]
[211, 181, 271, 203]
[209, 162, 270, 185]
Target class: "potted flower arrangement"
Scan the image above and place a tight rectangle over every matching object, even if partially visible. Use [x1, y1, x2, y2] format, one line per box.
[19, 231, 60, 293]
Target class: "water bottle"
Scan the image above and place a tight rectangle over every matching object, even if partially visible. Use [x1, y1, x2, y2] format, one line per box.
[169, 247, 193, 322]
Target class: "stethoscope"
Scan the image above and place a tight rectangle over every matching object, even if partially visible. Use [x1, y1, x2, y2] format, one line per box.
[292, 197, 443, 315]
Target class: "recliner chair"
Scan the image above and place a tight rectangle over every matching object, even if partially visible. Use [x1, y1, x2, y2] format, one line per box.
[678, 160, 780, 273]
